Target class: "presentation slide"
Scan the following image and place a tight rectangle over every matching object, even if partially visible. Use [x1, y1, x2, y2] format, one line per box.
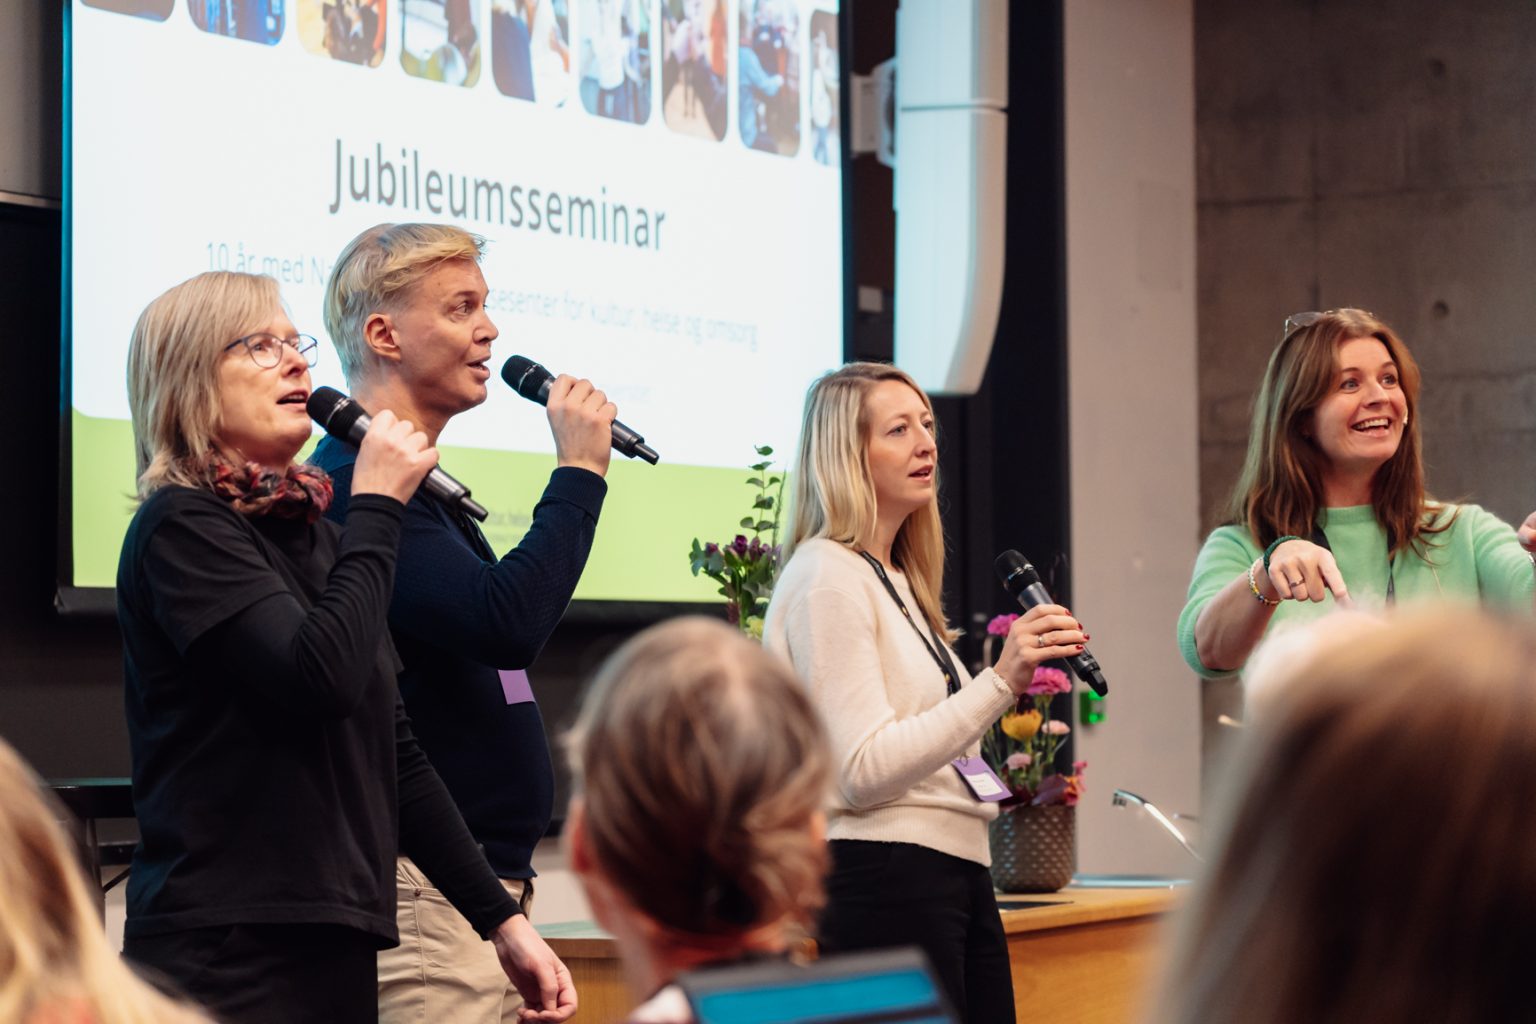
[67, 0, 843, 602]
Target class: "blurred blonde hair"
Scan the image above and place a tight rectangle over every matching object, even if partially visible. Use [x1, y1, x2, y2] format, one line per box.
[568, 617, 832, 941]
[782, 362, 954, 641]
[324, 222, 485, 384]
[1149, 605, 1536, 1024]
[0, 738, 210, 1024]
[127, 271, 282, 497]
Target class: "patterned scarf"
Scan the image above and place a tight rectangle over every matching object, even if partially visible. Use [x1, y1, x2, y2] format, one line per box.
[201, 454, 334, 523]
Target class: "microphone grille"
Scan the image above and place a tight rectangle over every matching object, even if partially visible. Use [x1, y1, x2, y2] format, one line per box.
[306, 386, 347, 428]
[501, 355, 552, 400]
[993, 550, 1042, 596]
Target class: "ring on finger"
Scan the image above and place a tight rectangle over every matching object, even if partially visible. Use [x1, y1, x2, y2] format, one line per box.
[1036, 633, 1048, 648]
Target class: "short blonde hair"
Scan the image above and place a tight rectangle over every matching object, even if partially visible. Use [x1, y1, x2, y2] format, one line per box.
[127, 271, 282, 497]
[324, 222, 485, 384]
[782, 362, 954, 641]
[1150, 605, 1536, 1024]
[0, 738, 210, 1024]
[568, 617, 832, 939]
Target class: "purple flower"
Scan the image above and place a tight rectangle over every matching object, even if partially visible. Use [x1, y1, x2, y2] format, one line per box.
[986, 614, 1019, 637]
[704, 542, 720, 556]
[1026, 667, 1072, 696]
[732, 535, 750, 555]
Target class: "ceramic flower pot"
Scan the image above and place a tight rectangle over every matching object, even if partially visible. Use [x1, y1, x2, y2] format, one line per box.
[988, 804, 1076, 893]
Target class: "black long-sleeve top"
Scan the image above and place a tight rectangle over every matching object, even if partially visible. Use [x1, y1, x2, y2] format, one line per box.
[310, 436, 606, 878]
[116, 486, 518, 944]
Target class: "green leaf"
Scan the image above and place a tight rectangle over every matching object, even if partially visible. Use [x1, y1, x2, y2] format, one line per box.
[755, 519, 774, 532]
[755, 445, 774, 456]
[750, 461, 771, 472]
[745, 477, 764, 488]
[740, 516, 755, 528]
[753, 495, 775, 509]
[768, 476, 782, 486]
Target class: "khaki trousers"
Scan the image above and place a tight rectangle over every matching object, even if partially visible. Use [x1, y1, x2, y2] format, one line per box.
[378, 855, 534, 1024]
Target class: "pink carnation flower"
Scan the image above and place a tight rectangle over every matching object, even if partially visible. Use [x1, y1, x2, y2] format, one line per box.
[986, 614, 1019, 637]
[1026, 667, 1072, 696]
[1005, 752, 1033, 770]
[1044, 720, 1070, 736]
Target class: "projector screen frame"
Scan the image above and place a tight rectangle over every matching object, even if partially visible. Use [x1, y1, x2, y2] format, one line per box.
[54, 0, 857, 621]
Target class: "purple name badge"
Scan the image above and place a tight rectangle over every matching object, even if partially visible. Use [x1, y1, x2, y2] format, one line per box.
[952, 756, 1009, 802]
[499, 669, 535, 706]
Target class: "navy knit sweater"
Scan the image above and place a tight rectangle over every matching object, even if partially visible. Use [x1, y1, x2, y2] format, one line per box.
[311, 436, 606, 877]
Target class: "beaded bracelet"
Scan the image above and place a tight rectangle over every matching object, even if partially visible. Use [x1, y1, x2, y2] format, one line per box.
[1262, 535, 1304, 571]
[1248, 559, 1280, 606]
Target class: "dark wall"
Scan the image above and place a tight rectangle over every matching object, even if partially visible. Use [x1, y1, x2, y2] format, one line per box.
[0, 202, 129, 778]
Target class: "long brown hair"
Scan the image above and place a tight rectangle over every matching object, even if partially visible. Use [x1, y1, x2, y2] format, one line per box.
[1148, 606, 1536, 1023]
[567, 617, 832, 942]
[1225, 309, 1452, 556]
[782, 362, 954, 641]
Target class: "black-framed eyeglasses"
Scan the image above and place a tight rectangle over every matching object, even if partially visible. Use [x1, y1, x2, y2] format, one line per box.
[224, 332, 320, 369]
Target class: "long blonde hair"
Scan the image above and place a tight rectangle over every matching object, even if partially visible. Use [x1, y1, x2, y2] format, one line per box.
[568, 617, 832, 942]
[1225, 308, 1453, 556]
[0, 739, 210, 1024]
[1149, 606, 1536, 1024]
[782, 362, 954, 641]
[126, 272, 283, 497]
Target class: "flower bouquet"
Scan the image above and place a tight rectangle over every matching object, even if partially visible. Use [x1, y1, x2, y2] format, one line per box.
[980, 616, 1086, 890]
[687, 445, 784, 639]
[980, 615, 1087, 807]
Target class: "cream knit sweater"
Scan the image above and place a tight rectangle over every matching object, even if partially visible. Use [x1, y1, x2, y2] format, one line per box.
[764, 538, 1016, 866]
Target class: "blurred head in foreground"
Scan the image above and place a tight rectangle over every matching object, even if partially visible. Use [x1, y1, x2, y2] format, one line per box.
[1150, 605, 1536, 1024]
[565, 617, 832, 996]
[0, 737, 209, 1024]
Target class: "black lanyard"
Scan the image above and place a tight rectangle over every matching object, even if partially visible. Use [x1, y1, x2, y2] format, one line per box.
[1310, 524, 1395, 605]
[858, 550, 960, 696]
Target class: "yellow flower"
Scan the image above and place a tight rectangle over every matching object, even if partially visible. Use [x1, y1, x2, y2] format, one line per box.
[1001, 710, 1041, 741]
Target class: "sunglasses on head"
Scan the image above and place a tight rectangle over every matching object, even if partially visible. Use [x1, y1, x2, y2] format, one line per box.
[1280, 308, 1378, 344]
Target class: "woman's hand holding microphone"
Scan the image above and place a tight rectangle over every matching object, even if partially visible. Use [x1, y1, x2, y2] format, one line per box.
[992, 605, 1087, 697]
[350, 409, 440, 504]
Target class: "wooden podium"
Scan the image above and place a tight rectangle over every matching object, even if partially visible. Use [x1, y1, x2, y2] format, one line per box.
[538, 884, 1180, 1023]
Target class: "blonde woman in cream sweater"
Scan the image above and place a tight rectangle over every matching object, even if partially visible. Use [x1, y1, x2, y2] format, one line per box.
[764, 362, 1085, 1024]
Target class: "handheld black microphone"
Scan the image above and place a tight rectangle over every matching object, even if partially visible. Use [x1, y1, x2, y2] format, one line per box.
[307, 386, 488, 522]
[501, 355, 659, 465]
[994, 550, 1109, 696]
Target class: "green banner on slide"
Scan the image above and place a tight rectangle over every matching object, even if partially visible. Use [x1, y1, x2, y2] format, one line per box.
[70, 409, 753, 603]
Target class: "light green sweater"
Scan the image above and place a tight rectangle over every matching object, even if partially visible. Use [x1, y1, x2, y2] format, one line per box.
[1178, 504, 1534, 678]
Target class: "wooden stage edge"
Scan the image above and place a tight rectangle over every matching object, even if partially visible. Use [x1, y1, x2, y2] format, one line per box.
[539, 882, 1185, 1024]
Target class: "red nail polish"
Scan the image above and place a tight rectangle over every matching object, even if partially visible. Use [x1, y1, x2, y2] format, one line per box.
[1076, 644, 1085, 651]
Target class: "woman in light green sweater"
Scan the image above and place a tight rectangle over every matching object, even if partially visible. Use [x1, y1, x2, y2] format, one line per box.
[1179, 308, 1536, 678]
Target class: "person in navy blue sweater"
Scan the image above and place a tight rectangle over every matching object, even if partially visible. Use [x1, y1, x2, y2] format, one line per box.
[312, 222, 615, 1024]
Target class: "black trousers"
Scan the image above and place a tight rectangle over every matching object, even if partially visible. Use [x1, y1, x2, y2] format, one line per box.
[819, 840, 1015, 1024]
[124, 922, 378, 1024]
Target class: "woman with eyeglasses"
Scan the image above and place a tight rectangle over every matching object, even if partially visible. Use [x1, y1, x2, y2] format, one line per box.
[116, 272, 572, 1024]
[1178, 308, 1536, 678]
